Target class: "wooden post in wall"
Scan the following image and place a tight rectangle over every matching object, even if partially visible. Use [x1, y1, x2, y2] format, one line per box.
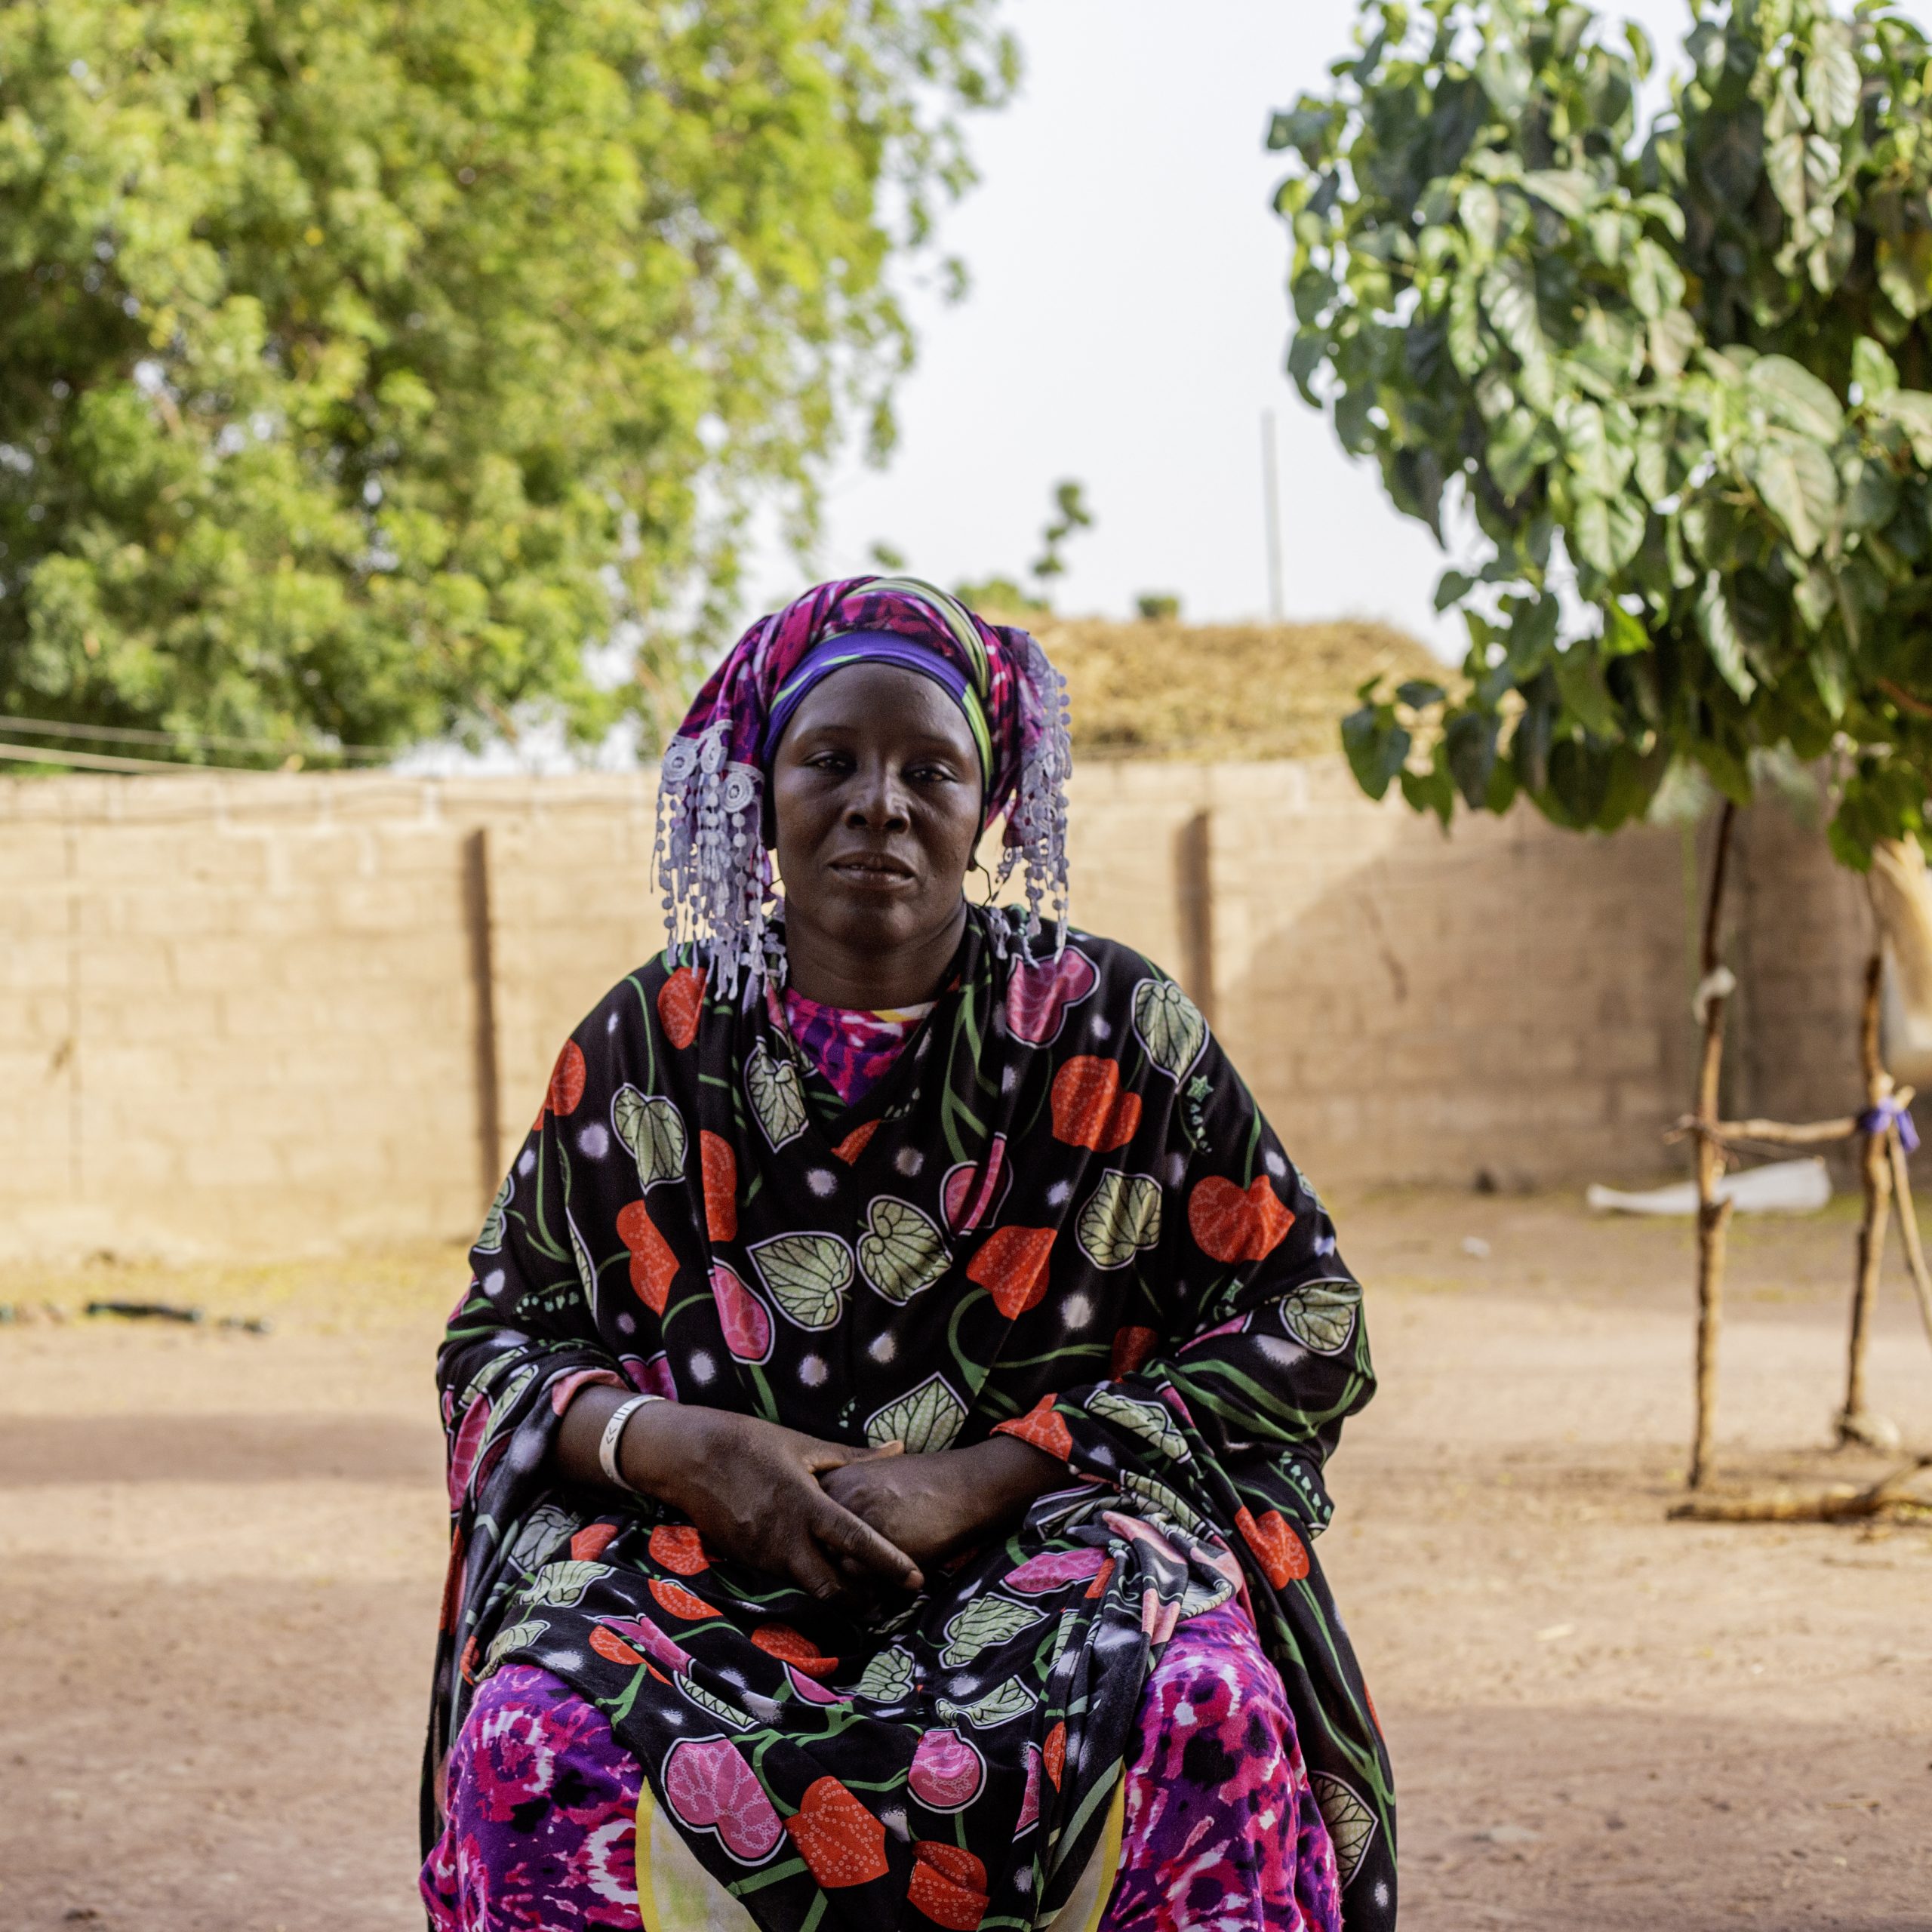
[1178, 808, 1216, 1026]
[463, 826, 505, 1208]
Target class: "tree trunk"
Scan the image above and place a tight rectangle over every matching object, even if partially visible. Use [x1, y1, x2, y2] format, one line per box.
[1690, 801, 1738, 1492]
[1838, 953, 1896, 1445]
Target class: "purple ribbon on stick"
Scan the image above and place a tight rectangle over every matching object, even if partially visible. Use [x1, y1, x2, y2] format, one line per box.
[1859, 1095, 1921, 1154]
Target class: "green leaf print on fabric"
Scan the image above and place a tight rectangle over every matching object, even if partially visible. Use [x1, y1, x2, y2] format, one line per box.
[506, 1503, 583, 1576]
[477, 1172, 512, 1254]
[863, 1373, 966, 1454]
[613, 1086, 688, 1189]
[483, 1619, 546, 1672]
[937, 1675, 1040, 1728]
[1115, 1469, 1211, 1538]
[1281, 1281, 1361, 1355]
[1088, 1387, 1190, 1463]
[746, 1042, 808, 1149]
[1312, 1773, 1378, 1885]
[940, 1595, 1044, 1669]
[850, 1646, 916, 1703]
[525, 1559, 613, 1609]
[1075, 1171, 1162, 1269]
[1131, 977, 1208, 1080]
[568, 1211, 598, 1310]
[749, 1232, 854, 1331]
[857, 1197, 949, 1303]
[676, 1673, 757, 1730]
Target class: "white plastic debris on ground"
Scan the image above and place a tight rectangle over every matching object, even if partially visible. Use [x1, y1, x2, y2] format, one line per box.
[1586, 1158, 1832, 1217]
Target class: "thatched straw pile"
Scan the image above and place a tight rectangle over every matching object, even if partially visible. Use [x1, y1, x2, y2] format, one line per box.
[1021, 614, 1442, 763]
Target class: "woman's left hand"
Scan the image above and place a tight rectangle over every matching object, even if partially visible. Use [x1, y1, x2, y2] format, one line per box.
[822, 1435, 1065, 1570]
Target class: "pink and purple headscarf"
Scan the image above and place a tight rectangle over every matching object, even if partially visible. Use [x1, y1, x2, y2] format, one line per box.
[653, 576, 1072, 994]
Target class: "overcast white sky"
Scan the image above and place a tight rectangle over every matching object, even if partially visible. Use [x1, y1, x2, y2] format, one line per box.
[745, 0, 1932, 660]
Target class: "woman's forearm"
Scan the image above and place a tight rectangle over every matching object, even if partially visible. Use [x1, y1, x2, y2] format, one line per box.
[955, 1434, 1068, 1520]
[555, 1385, 709, 1505]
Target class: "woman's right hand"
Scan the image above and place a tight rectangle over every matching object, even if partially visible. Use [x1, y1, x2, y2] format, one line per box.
[569, 1392, 924, 1603]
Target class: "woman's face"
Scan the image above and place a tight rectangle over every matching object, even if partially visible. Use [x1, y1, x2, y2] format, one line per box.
[770, 662, 985, 966]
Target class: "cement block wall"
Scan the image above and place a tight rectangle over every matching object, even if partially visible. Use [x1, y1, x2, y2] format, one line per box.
[0, 764, 1874, 1263]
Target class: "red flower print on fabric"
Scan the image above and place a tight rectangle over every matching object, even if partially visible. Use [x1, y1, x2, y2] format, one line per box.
[1050, 1057, 1141, 1152]
[1188, 1175, 1295, 1263]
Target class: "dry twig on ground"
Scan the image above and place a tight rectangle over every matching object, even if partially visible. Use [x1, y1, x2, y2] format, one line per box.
[1667, 1455, 1932, 1524]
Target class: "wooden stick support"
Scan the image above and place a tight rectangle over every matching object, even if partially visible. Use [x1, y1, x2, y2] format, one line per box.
[1669, 1455, 1932, 1524]
[1838, 955, 1895, 1445]
[1688, 802, 1738, 1493]
[1888, 1128, 1932, 1354]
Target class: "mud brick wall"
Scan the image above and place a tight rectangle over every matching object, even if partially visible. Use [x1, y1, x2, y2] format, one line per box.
[0, 766, 1861, 1262]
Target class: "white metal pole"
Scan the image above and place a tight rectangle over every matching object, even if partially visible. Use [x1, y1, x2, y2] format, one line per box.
[1261, 410, 1285, 624]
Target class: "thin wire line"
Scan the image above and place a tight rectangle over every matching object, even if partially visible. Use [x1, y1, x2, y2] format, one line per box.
[0, 739, 255, 774]
[0, 712, 394, 758]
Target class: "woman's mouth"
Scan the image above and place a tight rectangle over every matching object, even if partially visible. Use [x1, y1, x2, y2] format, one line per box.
[828, 854, 915, 888]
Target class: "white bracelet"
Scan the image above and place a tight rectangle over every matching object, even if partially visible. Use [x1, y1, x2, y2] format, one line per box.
[598, 1394, 656, 1491]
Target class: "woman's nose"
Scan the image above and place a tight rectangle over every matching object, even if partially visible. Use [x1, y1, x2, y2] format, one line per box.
[844, 761, 909, 829]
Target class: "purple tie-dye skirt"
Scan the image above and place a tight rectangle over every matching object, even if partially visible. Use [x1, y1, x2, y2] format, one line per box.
[423, 1599, 1341, 1931]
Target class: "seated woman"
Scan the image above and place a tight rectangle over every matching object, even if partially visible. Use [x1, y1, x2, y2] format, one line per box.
[421, 578, 1395, 1932]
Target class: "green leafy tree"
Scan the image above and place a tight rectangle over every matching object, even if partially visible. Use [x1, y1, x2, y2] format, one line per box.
[1272, 0, 1932, 866]
[0, 0, 1014, 763]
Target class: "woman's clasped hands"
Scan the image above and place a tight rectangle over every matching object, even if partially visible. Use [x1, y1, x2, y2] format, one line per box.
[577, 1392, 1063, 1606]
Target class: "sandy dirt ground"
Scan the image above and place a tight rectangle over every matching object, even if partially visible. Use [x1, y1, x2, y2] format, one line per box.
[2, 1189, 1929, 1932]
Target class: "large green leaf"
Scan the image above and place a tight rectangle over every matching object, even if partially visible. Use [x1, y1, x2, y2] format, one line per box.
[1749, 356, 1844, 445]
[748, 1232, 853, 1330]
[1340, 706, 1409, 800]
[1076, 1171, 1163, 1269]
[1746, 435, 1838, 558]
[1553, 649, 1621, 740]
[857, 1197, 950, 1303]
[613, 1087, 688, 1189]
[1458, 183, 1500, 260]
[865, 1373, 966, 1454]
[1697, 573, 1757, 700]
[1878, 230, 1932, 320]
[1852, 337, 1900, 402]
[1766, 129, 1810, 223]
[1647, 308, 1698, 381]
[1481, 259, 1550, 408]
[1520, 169, 1593, 220]
[744, 1043, 808, 1151]
[1571, 492, 1647, 577]
[1628, 239, 1684, 321]
[1558, 398, 1632, 497]
[1877, 389, 1932, 466]
[940, 1594, 1043, 1668]
[1805, 25, 1862, 135]
[1445, 711, 1498, 808]
[1131, 977, 1207, 1078]
[1446, 272, 1486, 377]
